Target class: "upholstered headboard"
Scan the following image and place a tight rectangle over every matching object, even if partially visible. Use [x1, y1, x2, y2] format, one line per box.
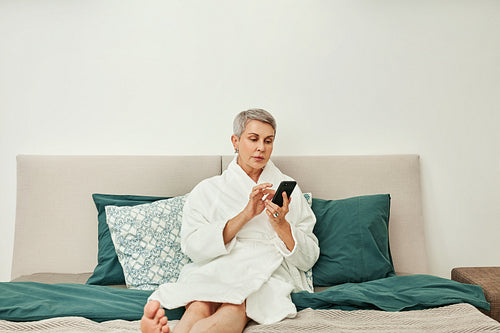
[12, 155, 428, 280]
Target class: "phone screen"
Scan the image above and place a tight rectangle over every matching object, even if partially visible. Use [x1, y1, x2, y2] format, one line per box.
[271, 181, 297, 207]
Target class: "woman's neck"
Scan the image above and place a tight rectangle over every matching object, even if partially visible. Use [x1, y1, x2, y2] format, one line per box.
[237, 158, 263, 183]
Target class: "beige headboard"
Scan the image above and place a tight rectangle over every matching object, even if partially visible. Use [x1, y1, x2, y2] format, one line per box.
[12, 155, 428, 280]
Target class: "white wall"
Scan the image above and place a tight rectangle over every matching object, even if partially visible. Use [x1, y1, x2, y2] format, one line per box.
[1, 0, 499, 281]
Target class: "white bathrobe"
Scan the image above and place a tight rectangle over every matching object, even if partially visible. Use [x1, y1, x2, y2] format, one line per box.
[149, 157, 319, 324]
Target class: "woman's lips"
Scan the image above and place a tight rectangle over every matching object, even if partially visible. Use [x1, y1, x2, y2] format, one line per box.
[253, 156, 264, 161]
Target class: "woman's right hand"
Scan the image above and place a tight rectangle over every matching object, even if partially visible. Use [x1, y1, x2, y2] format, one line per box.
[241, 183, 274, 221]
[223, 183, 274, 244]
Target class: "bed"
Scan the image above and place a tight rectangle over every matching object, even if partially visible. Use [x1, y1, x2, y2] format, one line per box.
[2, 154, 499, 332]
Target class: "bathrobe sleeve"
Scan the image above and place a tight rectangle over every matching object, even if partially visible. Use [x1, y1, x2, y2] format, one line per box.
[180, 180, 237, 263]
[273, 185, 320, 272]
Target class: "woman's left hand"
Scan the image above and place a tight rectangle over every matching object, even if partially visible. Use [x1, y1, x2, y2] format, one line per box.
[265, 191, 291, 225]
[265, 192, 295, 251]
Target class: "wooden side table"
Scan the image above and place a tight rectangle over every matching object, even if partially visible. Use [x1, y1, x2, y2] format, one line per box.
[451, 267, 500, 322]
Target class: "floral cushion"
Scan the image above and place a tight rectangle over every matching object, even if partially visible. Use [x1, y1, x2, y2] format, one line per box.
[106, 195, 191, 290]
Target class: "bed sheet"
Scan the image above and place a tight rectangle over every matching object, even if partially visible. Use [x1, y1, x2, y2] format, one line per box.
[1, 304, 499, 333]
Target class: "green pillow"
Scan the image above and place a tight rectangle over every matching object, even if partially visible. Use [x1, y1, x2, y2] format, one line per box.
[86, 194, 169, 286]
[311, 194, 395, 286]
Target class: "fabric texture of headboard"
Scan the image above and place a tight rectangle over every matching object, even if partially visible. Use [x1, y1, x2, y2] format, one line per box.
[12, 155, 428, 280]
[12, 155, 221, 280]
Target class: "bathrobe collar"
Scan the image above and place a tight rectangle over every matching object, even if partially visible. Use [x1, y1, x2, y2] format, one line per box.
[229, 155, 279, 185]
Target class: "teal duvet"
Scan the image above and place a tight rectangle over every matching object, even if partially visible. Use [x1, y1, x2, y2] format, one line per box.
[0, 275, 489, 322]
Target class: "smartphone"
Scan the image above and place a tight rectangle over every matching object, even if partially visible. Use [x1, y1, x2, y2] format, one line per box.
[271, 181, 297, 207]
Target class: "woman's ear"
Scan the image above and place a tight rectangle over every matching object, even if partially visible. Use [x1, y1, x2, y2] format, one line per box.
[231, 134, 239, 151]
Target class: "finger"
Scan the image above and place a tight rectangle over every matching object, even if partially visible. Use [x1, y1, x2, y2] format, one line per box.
[282, 192, 290, 208]
[262, 189, 275, 200]
[264, 203, 276, 215]
[254, 183, 273, 191]
[250, 187, 266, 199]
[251, 183, 273, 198]
[266, 203, 283, 219]
[249, 190, 260, 200]
[265, 199, 279, 211]
[263, 188, 276, 196]
[265, 208, 278, 219]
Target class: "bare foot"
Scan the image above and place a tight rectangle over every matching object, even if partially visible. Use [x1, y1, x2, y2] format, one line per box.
[141, 300, 170, 333]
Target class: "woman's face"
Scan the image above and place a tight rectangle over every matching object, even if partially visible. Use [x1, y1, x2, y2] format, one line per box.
[232, 120, 275, 177]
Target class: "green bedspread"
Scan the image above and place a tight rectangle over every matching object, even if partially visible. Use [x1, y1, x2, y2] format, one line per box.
[0, 282, 181, 322]
[0, 275, 489, 322]
[292, 274, 490, 312]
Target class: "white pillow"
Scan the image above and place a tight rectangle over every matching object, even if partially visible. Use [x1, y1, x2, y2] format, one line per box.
[303, 192, 312, 207]
[106, 195, 191, 290]
[302, 192, 314, 291]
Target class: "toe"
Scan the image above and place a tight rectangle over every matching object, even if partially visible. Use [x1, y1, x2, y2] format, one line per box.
[159, 314, 169, 333]
[154, 307, 165, 322]
[144, 300, 161, 319]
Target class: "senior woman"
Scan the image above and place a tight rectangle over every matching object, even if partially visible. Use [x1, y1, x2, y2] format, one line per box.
[141, 109, 319, 333]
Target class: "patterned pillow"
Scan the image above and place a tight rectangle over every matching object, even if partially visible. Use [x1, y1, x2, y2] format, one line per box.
[106, 195, 191, 290]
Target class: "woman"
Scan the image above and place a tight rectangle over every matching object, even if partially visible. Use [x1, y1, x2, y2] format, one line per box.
[141, 109, 319, 333]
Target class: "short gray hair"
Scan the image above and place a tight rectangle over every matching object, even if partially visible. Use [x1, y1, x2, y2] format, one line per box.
[233, 109, 277, 138]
